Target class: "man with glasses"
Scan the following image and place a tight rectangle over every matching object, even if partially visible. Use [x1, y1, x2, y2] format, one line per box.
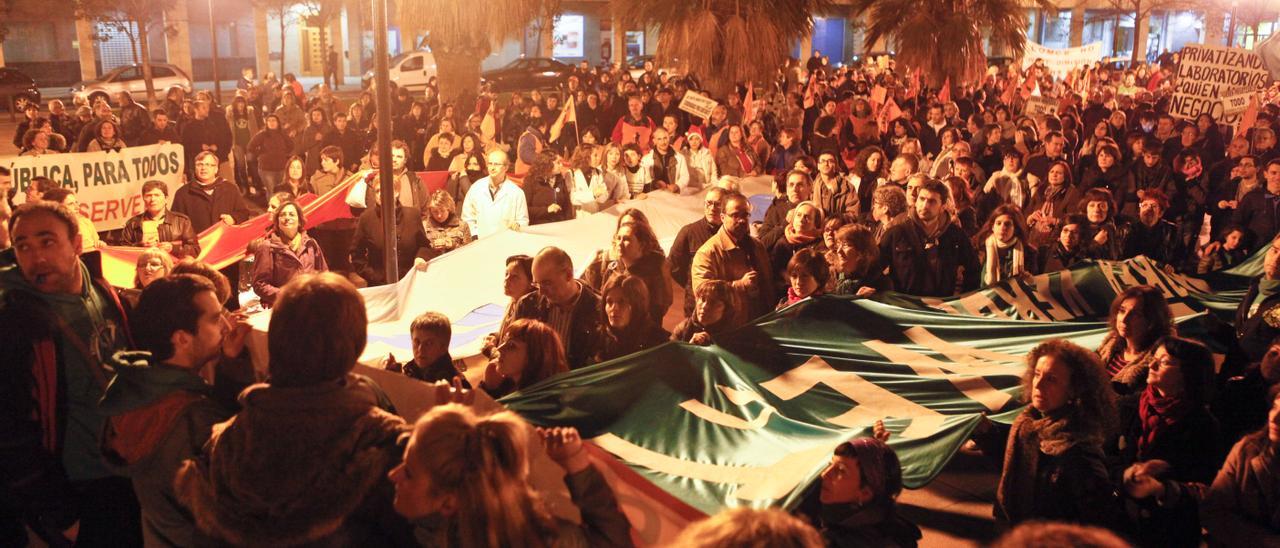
[812, 152, 857, 220]
[172, 151, 254, 234]
[692, 191, 776, 324]
[461, 149, 529, 239]
[511, 246, 602, 369]
[671, 187, 726, 316]
[1234, 158, 1280, 248]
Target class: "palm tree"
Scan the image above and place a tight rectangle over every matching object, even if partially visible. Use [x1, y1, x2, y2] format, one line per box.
[399, 0, 561, 107]
[853, 0, 1049, 88]
[612, 0, 831, 98]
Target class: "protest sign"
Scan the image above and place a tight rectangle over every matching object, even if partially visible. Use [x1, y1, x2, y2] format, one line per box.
[6, 143, 185, 230]
[1021, 41, 1104, 79]
[1170, 44, 1273, 124]
[678, 90, 718, 120]
[1025, 95, 1059, 117]
[1223, 90, 1254, 115]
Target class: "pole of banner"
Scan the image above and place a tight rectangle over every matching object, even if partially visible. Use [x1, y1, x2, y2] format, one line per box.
[372, 0, 398, 283]
[208, 0, 221, 104]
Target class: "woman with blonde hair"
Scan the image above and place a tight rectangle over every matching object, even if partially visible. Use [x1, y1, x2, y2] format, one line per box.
[390, 405, 633, 547]
[423, 189, 470, 256]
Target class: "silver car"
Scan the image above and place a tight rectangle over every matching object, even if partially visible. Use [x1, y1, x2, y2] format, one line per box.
[70, 63, 193, 105]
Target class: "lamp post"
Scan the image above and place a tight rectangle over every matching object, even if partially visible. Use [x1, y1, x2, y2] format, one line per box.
[372, 0, 397, 283]
[208, 0, 221, 103]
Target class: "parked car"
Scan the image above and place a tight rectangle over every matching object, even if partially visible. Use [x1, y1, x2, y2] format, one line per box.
[363, 50, 437, 92]
[70, 63, 192, 105]
[0, 67, 41, 112]
[481, 57, 572, 92]
[626, 55, 679, 80]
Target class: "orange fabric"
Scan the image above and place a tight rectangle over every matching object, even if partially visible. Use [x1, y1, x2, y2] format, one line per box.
[103, 391, 203, 465]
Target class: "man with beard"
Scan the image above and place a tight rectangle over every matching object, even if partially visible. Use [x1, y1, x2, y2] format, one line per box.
[671, 186, 725, 316]
[611, 95, 656, 153]
[878, 178, 979, 296]
[692, 191, 776, 323]
[99, 274, 253, 547]
[0, 202, 141, 545]
[638, 128, 688, 194]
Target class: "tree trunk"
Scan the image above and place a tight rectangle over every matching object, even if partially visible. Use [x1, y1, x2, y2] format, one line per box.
[139, 23, 157, 108]
[432, 42, 485, 110]
[1131, 10, 1149, 67]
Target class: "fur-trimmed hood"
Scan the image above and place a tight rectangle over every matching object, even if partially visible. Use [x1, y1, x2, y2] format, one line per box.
[175, 375, 408, 546]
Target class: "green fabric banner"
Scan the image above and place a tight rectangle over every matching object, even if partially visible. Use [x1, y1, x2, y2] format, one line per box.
[501, 252, 1264, 516]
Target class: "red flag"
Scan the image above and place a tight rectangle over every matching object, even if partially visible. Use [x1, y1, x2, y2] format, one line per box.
[909, 69, 921, 101]
[1239, 93, 1261, 134]
[97, 171, 451, 288]
[549, 96, 577, 143]
[743, 83, 756, 123]
[1001, 73, 1018, 106]
[877, 98, 902, 135]
[937, 77, 951, 104]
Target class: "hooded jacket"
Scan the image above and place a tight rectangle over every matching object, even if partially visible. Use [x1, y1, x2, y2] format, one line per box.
[99, 351, 242, 548]
[0, 249, 133, 538]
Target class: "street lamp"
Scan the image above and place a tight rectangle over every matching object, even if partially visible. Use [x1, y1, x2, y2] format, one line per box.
[372, 0, 397, 282]
[208, 0, 221, 103]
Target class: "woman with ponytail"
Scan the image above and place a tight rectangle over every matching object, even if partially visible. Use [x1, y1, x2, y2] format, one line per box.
[390, 404, 634, 547]
[975, 204, 1037, 287]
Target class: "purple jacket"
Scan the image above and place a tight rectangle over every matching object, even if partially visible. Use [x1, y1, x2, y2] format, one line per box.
[252, 232, 328, 306]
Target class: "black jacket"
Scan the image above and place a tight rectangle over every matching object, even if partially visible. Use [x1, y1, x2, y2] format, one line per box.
[180, 115, 233, 165]
[350, 204, 430, 286]
[878, 217, 979, 297]
[524, 174, 574, 225]
[1232, 187, 1280, 248]
[1234, 279, 1280, 362]
[170, 179, 254, 233]
[512, 282, 603, 370]
[117, 210, 201, 258]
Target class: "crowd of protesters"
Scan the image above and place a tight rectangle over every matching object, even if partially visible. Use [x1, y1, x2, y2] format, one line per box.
[3, 45, 1280, 547]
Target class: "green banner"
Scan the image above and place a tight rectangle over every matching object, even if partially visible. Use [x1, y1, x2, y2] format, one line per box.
[502, 252, 1263, 516]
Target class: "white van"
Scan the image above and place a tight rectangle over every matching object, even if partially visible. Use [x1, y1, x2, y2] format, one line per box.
[362, 50, 437, 92]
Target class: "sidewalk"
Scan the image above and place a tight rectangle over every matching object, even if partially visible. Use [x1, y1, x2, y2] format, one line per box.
[34, 75, 362, 105]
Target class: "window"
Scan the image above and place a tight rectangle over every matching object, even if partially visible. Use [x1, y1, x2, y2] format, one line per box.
[401, 55, 423, 71]
[113, 67, 142, 82]
[151, 66, 175, 78]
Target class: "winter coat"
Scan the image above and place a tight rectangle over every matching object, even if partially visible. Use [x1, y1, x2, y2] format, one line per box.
[995, 408, 1120, 528]
[252, 232, 328, 307]
[878, 217, 980, 297]
[99, 351, 245, 548]
[174, 377, 414, 547]
[1201, 433, 1280, 546]
[423, 211, 471, 256]
[525, 174, 575, 225]
[692, 230, 777, 324]
[118, 210, 202, 258]
[246, 128, 295, 172]
[350, 204, 430, 287]
[714, 144, 762, 178]
[171, 179, 254, 234]
[1233, 188, 1280, 248]
[0, 250, 133, 540]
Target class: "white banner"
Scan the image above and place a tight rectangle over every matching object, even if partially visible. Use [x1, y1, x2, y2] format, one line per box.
[5, 143, 186, 231]
[1170, 44, 1273, 124]
[678, 91, 719, 120]
[1021, 41, 1104, 79]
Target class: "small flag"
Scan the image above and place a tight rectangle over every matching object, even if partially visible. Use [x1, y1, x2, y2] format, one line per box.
[937, 77, 951, 104]
[549, 96, 577, 143]
[1239, 93, 1260, 135]
[743, 83, 756, 123]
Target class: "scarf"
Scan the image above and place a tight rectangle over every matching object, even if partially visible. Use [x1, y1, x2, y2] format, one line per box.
[983, 234, 1025, 286]
[784, 222, 821, 246]
[1137, 384, 1191, 459]
[997, 408, 1099, 523]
